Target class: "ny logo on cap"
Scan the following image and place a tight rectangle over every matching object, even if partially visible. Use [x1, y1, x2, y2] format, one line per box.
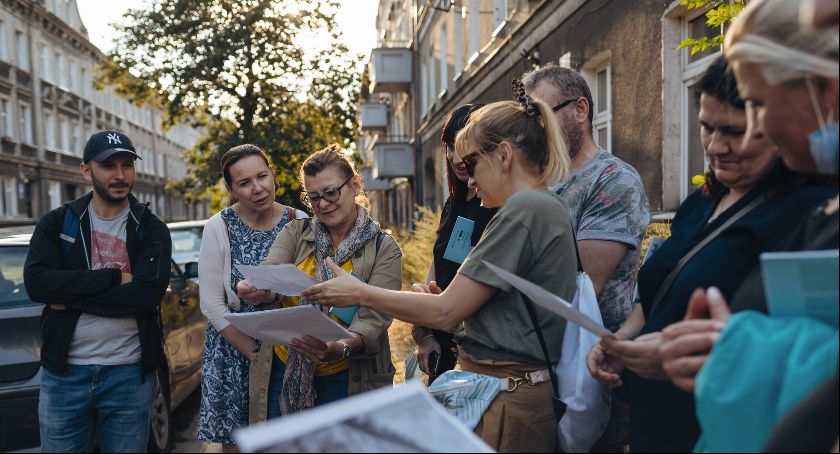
[107, 133, 122, 145]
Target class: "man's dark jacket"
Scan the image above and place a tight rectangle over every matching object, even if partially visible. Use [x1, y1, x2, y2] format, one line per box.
[24, 193, 172, 377]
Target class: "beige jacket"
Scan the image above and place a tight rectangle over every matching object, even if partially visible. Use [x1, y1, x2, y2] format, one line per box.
[248, 218, 402, 423]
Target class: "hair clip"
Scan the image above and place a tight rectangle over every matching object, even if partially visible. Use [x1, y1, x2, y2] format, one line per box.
[512, 78, 539, 118]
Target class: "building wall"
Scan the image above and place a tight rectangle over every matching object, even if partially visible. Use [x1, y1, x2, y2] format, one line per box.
[0, 0, 207, 225]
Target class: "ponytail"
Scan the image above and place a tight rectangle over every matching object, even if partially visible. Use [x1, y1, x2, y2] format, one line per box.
[533, 99, 571, 187]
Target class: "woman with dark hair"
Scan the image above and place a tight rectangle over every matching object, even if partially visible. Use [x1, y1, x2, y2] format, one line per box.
[411, 104, 498, 382]
[585, 56, 834, 452]
[197, 145, 307, 451]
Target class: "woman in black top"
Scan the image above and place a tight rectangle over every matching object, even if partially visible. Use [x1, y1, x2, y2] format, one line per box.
[586, 56, 835, 452]
[411, 104, 498, 382]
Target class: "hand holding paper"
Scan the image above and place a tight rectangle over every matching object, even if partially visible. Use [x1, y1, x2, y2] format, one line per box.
[236, 264, 320, 296]
[223, 305, 352, 345]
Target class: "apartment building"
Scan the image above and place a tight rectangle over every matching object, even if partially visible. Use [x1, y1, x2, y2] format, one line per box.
[361, 0, 721, 226]
[0, 0, 207, 225]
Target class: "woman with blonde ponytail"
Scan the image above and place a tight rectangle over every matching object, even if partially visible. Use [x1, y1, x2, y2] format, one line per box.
[301, 80, 579, 452]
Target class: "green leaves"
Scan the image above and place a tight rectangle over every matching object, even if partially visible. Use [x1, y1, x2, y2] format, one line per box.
[100, 0, 361, 212]
[678, 0, 746, 55]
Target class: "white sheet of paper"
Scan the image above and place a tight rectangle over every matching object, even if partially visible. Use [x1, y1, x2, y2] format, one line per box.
[235, 381, 493, 453]
[223, 305, 352, 345]
[236, 264, 319, 296]
[483, 260, 611, 338]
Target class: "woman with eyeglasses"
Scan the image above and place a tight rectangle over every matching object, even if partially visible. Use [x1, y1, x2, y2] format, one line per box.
[301, 82, 576, 453]
[197, 145, 307, 451]
[237, 144, 402, 423]
[411, 103, 498, 384]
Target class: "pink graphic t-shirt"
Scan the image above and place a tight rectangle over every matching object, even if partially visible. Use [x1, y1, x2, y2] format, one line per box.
[67, 205, 142, 365]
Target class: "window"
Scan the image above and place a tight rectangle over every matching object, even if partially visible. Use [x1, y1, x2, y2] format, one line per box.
[468, 0, 479, 62]
[59, 116, 70, 153]
[15, 31, 29, 71]
[0, 98, 12, 139]
[493, 0, 508, 31]
[18, 103, 32, 144]
[439, 26, 448, 95]
[583, 54, 612, 153]
[55, 51, 66, 87]
[73, 122, 83, 156]
[80, 67, 88, 97]
[453, 7, 463, 77]
[0, 176, 19, 218]
[69, 58, 77, 92]
[40, 43, 51, 82]
[48, 181, 62, 210]
[420, 61, 428, 114]
[0, 21, 8, 62]
[44, 111, 56, 148]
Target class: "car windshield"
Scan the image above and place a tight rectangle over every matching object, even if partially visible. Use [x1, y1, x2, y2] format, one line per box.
[0, 246, 34, 308]
[171, 228, 203, 255]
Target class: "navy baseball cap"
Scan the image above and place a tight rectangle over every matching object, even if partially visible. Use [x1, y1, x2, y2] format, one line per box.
[83, 130, 141, 163]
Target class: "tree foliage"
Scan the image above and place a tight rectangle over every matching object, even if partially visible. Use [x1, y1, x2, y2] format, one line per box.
[678, 0, 747, 55]
[100, 0, 362, 211]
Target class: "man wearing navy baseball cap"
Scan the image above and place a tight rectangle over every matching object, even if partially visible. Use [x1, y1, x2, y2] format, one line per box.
[24, 130, 171, 452]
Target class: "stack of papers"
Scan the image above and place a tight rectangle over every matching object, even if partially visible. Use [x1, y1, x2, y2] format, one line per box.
[224, 305, 352, 345]
[235, 264, 319, 296]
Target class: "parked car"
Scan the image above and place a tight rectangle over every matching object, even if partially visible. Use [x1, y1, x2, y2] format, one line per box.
[0, 226, 206, 453]
[168, 220, 207, 269]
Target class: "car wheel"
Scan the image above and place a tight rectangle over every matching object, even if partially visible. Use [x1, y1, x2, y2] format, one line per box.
[148, 375, 173, 453]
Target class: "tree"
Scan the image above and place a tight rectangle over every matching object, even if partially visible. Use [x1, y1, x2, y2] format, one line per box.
[99, 0, 361, 211]
[679, 0, 747, 55]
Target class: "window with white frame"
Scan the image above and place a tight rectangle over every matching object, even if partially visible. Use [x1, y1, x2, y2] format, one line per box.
[420, 61, 428, 114]
[0, 176, 20, 218]
[80, 67, 88, 97]
[428, 49, 437, 110]
[453, 7, 463, 77]
[0, 98, 12, 139]
[19, 102, 32, 144]
[72, 121, 82, 156]
[69, 58, 77, 92]
[582, 54, 612, 152]
[16, 31, 29, 71]
[55, 50, 67, 87]
[0, 21, 8, 62]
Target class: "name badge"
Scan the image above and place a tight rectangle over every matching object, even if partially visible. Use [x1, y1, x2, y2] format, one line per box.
[443, 216, 475, 264]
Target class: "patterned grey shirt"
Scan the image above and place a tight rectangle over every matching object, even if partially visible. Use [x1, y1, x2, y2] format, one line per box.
[550, 149, 650, 332]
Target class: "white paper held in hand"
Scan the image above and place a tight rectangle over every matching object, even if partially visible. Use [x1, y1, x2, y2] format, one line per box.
[236, 264, 320, 296]
[223, 305, 352, 345]
[482, 260, 611, 338]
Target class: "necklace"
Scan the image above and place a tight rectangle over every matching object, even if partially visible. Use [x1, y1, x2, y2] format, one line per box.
[236, 203, 278, 231]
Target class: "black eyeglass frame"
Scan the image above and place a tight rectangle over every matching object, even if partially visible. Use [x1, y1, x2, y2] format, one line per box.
[552, 97, 580, 112]
[461, 142, 501, 178]
[302, 176, 353, 207]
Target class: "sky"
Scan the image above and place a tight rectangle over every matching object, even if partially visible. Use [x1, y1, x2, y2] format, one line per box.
[75, 0, 379, 57]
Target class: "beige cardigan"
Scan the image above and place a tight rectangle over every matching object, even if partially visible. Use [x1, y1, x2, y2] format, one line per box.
[248, 218, 402, 423]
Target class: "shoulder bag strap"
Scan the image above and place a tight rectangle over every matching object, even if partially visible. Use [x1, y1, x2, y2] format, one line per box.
[523, 296, 567, 422]
[649, 194, 767, 315]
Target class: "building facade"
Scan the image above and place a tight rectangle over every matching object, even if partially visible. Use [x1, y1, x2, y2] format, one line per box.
[362, 0, 721, 227]
[0, 0, 207, 226]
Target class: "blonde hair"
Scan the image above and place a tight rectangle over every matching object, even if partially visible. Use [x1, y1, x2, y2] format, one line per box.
[300, 144, 371, 210]
[454, 99, 570, 188]
[724, 0, 839, 85]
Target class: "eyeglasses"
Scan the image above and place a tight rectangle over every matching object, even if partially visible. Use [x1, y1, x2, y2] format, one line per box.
[461, 143, 500, 178]
[302, 176, 352, 207]
[552, 97, 579, 112]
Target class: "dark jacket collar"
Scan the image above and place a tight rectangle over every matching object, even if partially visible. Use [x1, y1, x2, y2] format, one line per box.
[66, 192, 151, 225]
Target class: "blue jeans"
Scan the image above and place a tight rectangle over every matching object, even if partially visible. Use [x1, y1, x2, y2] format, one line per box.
[39, 364, 156, 453]
[267, 354, 349, 418]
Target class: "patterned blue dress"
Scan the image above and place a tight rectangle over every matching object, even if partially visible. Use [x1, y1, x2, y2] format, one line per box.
[197, 207, 292, 444]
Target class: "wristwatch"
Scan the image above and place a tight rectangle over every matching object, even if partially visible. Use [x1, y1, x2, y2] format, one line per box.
[337, 340, 352, 361]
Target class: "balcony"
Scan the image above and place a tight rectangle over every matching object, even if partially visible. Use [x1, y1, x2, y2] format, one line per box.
[369, 48, 412, 93]
[361, 168, 393, 191]
[359, 103, 388, 131]
[372, 139, 414, 179]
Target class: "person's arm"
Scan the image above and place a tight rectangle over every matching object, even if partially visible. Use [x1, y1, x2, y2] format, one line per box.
[613, 303, 645, 340]
[24, 209, 122, 305]
[303, 259, 496, 332]
[65, 219, 172, 317]
[578, 240, 630, 297]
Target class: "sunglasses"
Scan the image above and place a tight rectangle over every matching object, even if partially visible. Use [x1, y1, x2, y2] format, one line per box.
[461, 143, 500, 178]
[301, 176, 352, 207]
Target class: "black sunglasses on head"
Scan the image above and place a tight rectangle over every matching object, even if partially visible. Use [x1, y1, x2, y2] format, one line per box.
[552, 97, 579, 112]
[461, 143, 501, 178]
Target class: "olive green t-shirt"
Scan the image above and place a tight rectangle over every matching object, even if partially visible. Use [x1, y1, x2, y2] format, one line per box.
[455, 190, 577, 365]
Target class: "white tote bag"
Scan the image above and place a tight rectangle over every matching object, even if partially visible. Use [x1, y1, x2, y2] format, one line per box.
[555, 271, 611, 453]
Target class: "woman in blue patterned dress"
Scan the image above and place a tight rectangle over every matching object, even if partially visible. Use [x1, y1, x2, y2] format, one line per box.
[196, 144, 306, 451]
